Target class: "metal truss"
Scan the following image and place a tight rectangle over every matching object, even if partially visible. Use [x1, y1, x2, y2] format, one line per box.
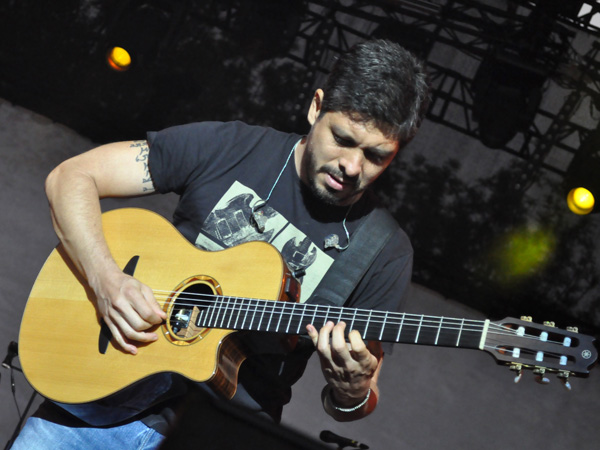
[284, 0, 600, 176]
[2, 0, 598, 172]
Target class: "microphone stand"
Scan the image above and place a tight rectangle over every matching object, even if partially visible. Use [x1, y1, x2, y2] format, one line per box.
[2, 341, 39, 450]
[320, 430, 369, 449]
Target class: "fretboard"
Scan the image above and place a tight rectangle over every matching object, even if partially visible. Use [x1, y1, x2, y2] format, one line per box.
[194, 297, 486, 350]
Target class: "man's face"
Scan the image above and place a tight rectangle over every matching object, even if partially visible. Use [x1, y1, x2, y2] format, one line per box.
[299, 94, 399, 206]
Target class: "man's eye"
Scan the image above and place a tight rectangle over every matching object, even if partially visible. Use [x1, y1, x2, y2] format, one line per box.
[333, 134, 352, 146]
[366, 151, 387, 164]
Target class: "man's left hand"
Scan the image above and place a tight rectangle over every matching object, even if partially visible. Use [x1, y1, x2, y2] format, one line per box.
[307, 321, 380, 407]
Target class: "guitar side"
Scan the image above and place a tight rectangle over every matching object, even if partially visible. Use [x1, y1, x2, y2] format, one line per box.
[18, 208, 290, 405]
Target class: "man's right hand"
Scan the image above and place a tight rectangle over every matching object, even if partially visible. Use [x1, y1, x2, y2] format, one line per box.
[90, 268, 167, 354]
[45, 140, 162, 355]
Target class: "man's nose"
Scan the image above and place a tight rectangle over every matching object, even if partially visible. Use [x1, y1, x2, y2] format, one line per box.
[339, 148, 362, 178]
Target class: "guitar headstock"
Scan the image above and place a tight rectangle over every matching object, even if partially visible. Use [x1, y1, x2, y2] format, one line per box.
[484, 316, 597, 388]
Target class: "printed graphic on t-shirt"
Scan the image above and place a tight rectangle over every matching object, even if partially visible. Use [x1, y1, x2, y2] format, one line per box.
[194, 181, 333, 303]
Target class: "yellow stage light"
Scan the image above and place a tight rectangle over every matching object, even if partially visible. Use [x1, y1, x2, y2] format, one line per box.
[494, 228, 556, 280]
[107, 47, 131, 71]
[567, 187, 595, 215]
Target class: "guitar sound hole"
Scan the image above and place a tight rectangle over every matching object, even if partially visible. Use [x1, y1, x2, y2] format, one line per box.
[168, 281, 216, 342]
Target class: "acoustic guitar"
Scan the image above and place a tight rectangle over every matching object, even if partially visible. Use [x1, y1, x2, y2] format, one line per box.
[19, 208, 597, 425]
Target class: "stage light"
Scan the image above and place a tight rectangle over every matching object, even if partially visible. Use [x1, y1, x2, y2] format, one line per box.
[564, 126, 600, 215]
[106, 46, 132, 71]
[567, 187, 595, 215]
[104, 3, 171, 70]
[491, 226, 556, 282]
[472, 51, 546, 149]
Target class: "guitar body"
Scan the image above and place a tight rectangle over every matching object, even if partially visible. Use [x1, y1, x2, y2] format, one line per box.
[19, 208, 292, 421]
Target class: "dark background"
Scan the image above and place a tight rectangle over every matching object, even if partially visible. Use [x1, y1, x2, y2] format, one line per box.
[1, 0, 599, 333]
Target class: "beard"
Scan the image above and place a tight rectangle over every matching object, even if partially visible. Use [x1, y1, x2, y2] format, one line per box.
[304, 150, 365, 206]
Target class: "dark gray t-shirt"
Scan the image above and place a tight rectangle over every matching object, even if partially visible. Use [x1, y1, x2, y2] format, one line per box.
[144, 120, 413, 424]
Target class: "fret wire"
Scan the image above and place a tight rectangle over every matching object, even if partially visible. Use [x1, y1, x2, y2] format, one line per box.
[232, 297, 241, 329]
[257, 300, 268, 331]
[223, 297, 231, 329]
[456, 318, 464, 347]
[434, 317, 443, 346]
[205, 298, 215, 327]
[395, 314, 405, 342]
[253, 299, 262, 330]
[275, 302, 284, 332]
[217, 296, 226, 328]
[261, 300, 271, 331]
[220, 297, 230, 329]
[232, 297, 241, 330]
[340, 308, 352, 329]
[363, 310, 372, 339]
[312, 305, 320, 324]
[323, 305, 331, 327]
[215, 299, 227, 328]
[285, 303, 295, 334]
[349, 309, 357, 331]
[296, 303, 306, 334]
[213, 298, 220, 328]
[414, 315, 424, 343]
[379, 311, 388, 341]
[209, 297, 221, 328]
[240, 298, 251, 330]
[249, 299, 259, 330]
[214, 296, 223, 328]
[266, 301, 275, 332]
[226, 297, 234, 328]
[272, 301, 281, 331]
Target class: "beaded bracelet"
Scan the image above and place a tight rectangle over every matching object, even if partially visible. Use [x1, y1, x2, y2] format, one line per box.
[325, 386, 371, 413]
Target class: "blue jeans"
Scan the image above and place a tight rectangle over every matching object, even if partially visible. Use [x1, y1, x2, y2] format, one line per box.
[10, 417, 164, 450]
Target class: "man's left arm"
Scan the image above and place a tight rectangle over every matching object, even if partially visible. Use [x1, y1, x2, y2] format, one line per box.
[307, 321, 384, 421]
[306, 226, 412, 421]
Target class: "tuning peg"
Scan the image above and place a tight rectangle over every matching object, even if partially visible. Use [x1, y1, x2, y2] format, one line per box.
[533, 367, 550, 385]
[520, 316, 532, 322]
[543, 321, 555, 327]
[566, 326, 579, 333]
[510, 363, 523, 383]
[558, 371, 572, 391]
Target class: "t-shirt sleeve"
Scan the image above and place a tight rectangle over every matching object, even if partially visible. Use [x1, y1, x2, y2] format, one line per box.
[147, 122, 223, 195]
[147, 121, 288, 200]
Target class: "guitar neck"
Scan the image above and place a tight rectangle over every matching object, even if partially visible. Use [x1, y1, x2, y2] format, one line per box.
[194, 297, 487, 350]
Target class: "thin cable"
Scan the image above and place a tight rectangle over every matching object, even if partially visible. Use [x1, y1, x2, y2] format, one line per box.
[251, 139, 300, 213]
[329, 203, 353, 251]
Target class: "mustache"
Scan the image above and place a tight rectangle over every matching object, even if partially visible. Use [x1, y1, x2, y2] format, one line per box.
[320, 166, 359, 187]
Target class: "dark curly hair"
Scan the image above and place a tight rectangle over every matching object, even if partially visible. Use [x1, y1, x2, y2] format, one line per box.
[321, 39, 430, 147]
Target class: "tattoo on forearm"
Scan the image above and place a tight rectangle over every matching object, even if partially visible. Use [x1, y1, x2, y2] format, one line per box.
[131, 141, 153, 192]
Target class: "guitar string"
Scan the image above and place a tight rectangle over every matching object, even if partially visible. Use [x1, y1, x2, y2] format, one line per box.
[149, 290, 549, 337]
[157, 298, 568, 359]
[145, 290, 568, 344]
[141, 293, 576, 361]
[151, 291, 488, 331]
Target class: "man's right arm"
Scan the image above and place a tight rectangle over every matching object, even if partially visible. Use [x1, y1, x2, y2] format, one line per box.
[45, 140, 166, 354]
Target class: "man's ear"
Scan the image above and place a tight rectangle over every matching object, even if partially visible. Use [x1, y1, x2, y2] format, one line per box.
[307, 89, 324, 126]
